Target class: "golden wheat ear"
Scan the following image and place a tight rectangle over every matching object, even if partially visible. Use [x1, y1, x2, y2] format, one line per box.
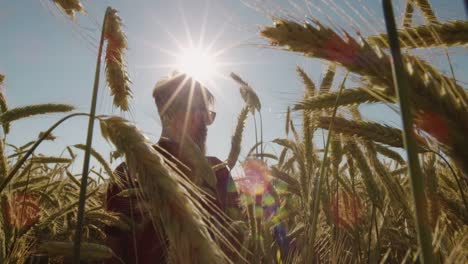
[53, 0, 84, 19]
[0, 104, 74, 125]
[0, 75, 9, 134]
[294, 87, 380, 112]
[317, 116, 407, 149]
[368, 20, 468, 49]
[104, 8, 132, 112]
[230, 72, 261, 113]
[227, 106, 249, 170]
[99, 116, 229, 264]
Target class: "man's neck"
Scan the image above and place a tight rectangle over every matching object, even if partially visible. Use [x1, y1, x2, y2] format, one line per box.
[160, 128, 206, 155]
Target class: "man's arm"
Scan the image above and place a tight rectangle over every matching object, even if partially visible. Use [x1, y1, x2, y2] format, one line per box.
[103, 163, 131, 264]
[208, 157, 246, 261]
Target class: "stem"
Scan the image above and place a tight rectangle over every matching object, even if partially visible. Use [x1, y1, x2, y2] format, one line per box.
[253, 112, 258, 156]
[431, 151, 468, 213]
[259, 111, 264, 158]
[307, 73, 348, 260]
[0, 113, 89, 193]
[382, 1, 434, 263]
[367, 204, 375, 264]
[73, 7, 110, 263]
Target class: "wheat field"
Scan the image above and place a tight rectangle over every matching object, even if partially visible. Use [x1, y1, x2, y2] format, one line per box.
[0, 0, 467, 263]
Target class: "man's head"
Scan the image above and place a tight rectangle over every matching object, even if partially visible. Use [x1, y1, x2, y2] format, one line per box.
[153, 72, 215, 153]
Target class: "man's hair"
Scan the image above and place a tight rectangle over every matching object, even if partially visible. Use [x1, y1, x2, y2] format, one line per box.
[152, 72, 214, 120]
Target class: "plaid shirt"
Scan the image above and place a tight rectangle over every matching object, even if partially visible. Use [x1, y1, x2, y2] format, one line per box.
[104, 139, 243, 264]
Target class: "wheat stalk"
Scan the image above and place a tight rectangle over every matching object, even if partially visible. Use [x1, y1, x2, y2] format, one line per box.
[0, 140, 6, 181]
[104, 8, 132, 111]
[369, 20, 468, 49]
[99, 116, 227, 264]
[382, 2, 434, 261]
[227, 106, 249, 169]
[0, 104, 74, 125]
[30, 157, 72, 164]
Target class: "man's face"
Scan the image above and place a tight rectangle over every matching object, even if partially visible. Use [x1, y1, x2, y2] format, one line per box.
[172, 107, 215, 154]
[188, 109, 208, 153]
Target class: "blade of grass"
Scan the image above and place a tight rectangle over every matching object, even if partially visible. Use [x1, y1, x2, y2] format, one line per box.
[0, 113, 88, 194]
[307, 72, 348, 260]
[382, 1, 434, 263]
[73, 7, 110, 263]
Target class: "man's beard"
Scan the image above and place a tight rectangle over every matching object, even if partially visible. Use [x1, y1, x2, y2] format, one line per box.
[192, 124, 207, 154]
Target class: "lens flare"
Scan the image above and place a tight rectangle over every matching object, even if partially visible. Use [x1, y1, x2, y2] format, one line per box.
[5, 192, 41, 229]
[330, 191, 363, 229]
[236, 159, 271, 196]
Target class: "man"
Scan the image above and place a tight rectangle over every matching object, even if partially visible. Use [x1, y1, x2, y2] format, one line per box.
[104, 73, 243, 263]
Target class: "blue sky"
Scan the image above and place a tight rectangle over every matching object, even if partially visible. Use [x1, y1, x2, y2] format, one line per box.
[0, 0, 466, 173]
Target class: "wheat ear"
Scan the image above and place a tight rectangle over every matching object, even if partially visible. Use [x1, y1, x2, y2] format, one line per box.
[402, 0, 415, 27]
[294, 87, 380, 111]
[227, 106, 249, 169]
[104, 8, 132, 111]
[319, 64, 336, 94]
[262, 19, 468, 171]
[297, 66, 316, 199]
[368, 20, 468, 49]
[100, 116, 226, 264]
[366, 142, 411, 215]
[0, 104, 74, 124]
[374, 144, 405, 165]
[296, 66, 316, 96]
[415, 0, 438, 24]
[316, 116, 405, 148]
[230, 72, 261, 113]
[0, 75, 9, 134]
[345, 141, 383, 209]
[53, 0, 84, 19]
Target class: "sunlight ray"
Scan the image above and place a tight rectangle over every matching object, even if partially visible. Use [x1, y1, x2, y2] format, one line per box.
[198, 0, 210, 49]
[177, 0, 195, 47]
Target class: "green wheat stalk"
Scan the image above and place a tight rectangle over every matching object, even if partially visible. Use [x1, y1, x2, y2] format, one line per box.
[382, 1, 434, 262]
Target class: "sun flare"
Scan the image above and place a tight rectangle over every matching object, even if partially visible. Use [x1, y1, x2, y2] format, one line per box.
[175, 46, 218, 83]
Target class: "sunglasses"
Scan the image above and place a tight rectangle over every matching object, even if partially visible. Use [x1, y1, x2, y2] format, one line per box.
[191, 108, 216, 125]
[204, 110, 216, 125]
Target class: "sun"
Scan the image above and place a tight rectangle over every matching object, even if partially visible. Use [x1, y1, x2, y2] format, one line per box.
[175, 46, 218, 83]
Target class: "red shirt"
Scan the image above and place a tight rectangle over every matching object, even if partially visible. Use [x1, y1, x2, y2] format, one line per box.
[104, 139, 242, 264]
